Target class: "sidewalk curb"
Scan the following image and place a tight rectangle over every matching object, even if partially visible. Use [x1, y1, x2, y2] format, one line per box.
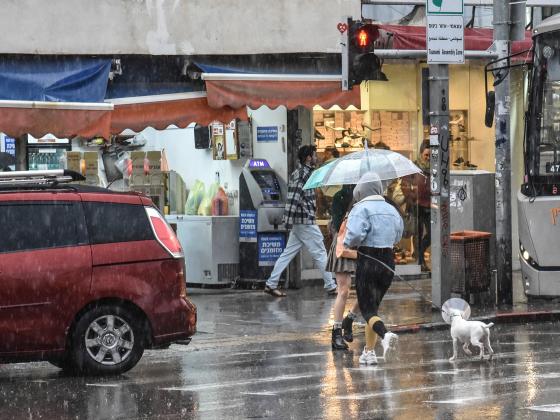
[391, 310, 560, 334]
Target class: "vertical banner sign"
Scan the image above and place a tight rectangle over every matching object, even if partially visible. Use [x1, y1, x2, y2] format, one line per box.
[1, 135, 16, 170]
[427, 0, 464, 64]
[211, 121, 226, 160]
[2, 136, 16, 157]
[225, 119, 239, 160]
[239, 210, 257, 242]
[258, 233, 286, 266]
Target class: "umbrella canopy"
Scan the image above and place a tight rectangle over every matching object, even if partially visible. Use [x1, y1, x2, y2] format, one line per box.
[304, 148, 422, 189]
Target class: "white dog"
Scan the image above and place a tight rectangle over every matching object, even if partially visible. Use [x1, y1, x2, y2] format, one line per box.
[448, 308, 494, 362]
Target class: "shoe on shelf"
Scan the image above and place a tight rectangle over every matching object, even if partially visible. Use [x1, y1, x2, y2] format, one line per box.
[341, 316, 354, 342]
[420, 264, 431, 272]
[382, 332, 399, 361]
[314, 129, 325, 140]
[359, 347, 378, 365]
[465, 161, 478, 169]
[332, 328, 349, 350]
[326, 286, 338, 296]
[263, 286, 286, 297]
[453, 157, 465, 166]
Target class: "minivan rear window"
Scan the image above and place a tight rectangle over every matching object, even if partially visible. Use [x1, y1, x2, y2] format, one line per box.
[0, 203, 82, 253]
[82, 202, 153, 244]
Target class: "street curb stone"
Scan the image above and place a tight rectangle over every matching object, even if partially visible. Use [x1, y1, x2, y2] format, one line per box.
[391, 310, 560, 334]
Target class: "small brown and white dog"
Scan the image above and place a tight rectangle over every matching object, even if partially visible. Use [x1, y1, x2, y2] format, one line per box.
[448, 308, 494, 362]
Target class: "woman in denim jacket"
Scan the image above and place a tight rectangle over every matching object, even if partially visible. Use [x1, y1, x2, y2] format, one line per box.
[344, 172, 403, 365]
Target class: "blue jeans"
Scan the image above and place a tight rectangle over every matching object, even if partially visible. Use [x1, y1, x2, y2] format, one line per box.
[266, 224, 335, 290]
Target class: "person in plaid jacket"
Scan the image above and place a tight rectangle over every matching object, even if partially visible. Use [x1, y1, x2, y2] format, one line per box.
[264, 145, 337, 297]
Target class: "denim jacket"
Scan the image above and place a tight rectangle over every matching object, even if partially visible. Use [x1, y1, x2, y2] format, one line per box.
[343, 195, 404, 249]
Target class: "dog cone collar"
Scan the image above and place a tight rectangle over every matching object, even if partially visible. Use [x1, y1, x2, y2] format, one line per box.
[441, 298, 471, 325]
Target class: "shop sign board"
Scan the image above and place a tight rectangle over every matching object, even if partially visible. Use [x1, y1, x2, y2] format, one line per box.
[256, 126, 278, 143]
[427, 0, 464, 64]
[427, 15, 464, 64]
[1, 135, 16, 157]
[239, 210, 257, 242]
[258, 233, 285, 266]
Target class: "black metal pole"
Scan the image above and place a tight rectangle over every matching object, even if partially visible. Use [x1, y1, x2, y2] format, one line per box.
[493, 0, 513, 305]
[429, 64, 451, 308]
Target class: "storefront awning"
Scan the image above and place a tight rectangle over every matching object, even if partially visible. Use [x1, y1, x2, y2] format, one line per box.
[0, 57, 110, 102]
[0, 100, 113, 138]
[202, 74, 361, 110]
[377, 25, 533, 55]
[108, 92, 248, 134]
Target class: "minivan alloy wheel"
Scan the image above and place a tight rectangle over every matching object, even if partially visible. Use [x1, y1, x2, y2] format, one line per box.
[85, 315, 135, 365]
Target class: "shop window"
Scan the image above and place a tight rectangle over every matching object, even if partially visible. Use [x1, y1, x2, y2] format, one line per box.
[448, 110, 475, 169]
[312, 108, 419, 266]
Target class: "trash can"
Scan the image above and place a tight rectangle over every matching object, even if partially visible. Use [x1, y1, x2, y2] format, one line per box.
[450, 231, 492, 296]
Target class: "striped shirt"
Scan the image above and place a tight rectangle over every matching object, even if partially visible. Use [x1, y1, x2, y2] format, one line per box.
[283, 164, 316, 227]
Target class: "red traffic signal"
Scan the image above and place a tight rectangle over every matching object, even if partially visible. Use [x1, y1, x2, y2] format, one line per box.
[350, 24, 379, 52]
[344, 21, 386, 87]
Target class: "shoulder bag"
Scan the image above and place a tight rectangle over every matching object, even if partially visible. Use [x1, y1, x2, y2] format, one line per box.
[335, 216, 358, 260]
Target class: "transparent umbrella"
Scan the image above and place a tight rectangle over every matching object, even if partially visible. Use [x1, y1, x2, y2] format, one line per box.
[304, 147, 422, 189]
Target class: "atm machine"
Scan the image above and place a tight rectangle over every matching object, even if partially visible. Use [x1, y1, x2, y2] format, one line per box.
[239, 159, 287, 284]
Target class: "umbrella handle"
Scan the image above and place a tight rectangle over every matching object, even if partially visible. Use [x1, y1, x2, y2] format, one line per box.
[363, 139, 372, 172]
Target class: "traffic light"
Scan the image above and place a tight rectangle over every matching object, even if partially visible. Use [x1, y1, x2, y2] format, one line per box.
[345, 20, 387, 88]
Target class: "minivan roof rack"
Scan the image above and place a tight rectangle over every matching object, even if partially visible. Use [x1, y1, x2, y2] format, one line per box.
[0, 169, 85, 187]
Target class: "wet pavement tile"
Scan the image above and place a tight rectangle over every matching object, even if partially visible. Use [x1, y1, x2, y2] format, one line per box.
[2, 285, 560, 419]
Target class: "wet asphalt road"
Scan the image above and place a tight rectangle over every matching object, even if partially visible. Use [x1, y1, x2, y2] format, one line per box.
[2, 286, 560, 419]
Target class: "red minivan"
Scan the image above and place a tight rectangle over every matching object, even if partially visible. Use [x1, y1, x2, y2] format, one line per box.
[0, 170, 196, 375]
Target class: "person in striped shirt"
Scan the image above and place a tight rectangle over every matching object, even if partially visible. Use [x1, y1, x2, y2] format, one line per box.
[264, 145, 337, 297]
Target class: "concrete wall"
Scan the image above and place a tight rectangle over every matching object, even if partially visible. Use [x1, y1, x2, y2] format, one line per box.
[0, 0, 360, 55]
[249, 106, 289, 185]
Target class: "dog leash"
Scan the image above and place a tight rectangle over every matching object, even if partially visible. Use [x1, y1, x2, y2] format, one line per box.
[356, 251, 449, 316]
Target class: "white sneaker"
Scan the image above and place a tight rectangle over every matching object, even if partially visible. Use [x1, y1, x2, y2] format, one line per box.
[382, 332, 398, 361]
[359, 347, 378, 365]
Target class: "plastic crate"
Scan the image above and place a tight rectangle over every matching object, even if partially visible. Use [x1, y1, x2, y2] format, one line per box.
[450, 230, 492, 295]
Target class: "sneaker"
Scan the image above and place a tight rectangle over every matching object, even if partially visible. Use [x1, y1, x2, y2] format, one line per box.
[381, 332, 398, 361]
[359, 347, 378, 365]
[263, 286, 286, 297]
[326, 286, 338, 296]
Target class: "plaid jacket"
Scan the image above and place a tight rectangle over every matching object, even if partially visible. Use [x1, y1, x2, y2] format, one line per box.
[283, 164, 316, 227]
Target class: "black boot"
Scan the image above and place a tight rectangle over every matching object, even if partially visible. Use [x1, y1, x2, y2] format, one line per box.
[332, 328, 349, 350]
[341, 316, 354, 342]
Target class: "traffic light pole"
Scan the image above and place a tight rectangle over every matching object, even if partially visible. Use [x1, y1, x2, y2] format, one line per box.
[341, 17, 350, 91]
[429, 64, 451, 308]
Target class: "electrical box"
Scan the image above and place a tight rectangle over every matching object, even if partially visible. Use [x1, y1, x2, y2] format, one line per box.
[238, 120, 253, 159]
[194, 124, 210, 149]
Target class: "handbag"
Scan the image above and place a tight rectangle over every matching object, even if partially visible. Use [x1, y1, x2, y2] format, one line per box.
[335, 217, 358, 260]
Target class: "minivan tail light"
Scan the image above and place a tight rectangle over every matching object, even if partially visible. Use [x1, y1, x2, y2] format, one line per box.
[145, 206, 183, 258]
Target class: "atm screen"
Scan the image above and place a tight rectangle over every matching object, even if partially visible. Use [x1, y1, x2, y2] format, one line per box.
[252, 170, 281, 201]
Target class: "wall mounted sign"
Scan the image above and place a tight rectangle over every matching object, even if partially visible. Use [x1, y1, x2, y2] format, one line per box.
[256, 126, 278, 143]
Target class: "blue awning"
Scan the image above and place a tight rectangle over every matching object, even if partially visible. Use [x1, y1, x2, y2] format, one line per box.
[193, 54, 341, 75]
[0, 56, 111, 102]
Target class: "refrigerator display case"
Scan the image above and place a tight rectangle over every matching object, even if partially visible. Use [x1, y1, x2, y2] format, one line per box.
[27, 134, 71, 171]
[166, 215, 240, 287]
